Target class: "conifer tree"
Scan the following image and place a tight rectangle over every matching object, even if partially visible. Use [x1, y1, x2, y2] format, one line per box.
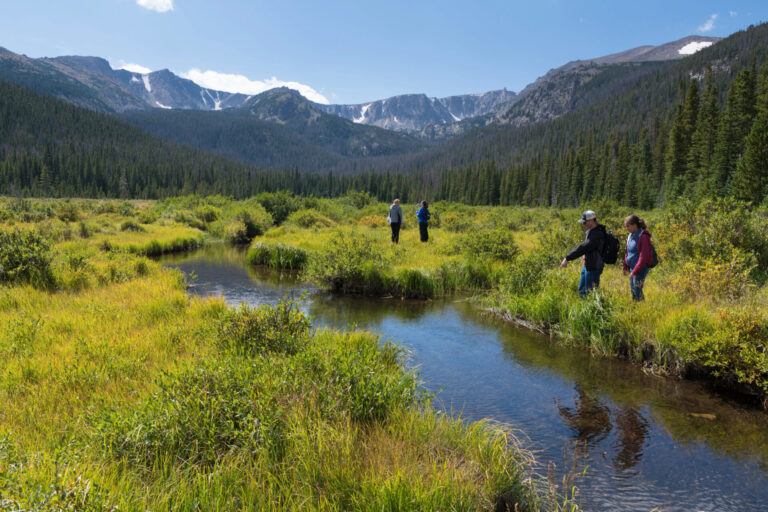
[732, 59, 768, 202]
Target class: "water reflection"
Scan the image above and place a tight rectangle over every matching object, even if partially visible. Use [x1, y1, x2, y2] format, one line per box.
[159, 246, 768, 512]
[557, 385, 613, 444]
[612, 406, 648, 472]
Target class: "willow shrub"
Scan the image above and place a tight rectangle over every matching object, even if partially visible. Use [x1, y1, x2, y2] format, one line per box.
[304, 233, 390, 294]
[0, 228, 55, 288]
[247, 242, 308, 270]
[460, 227, 518, 261]
[286, 208, 336, 229]
[95, 306, 421, 470]
[655, 307, 768, 392]
[215, 300, 311, 356]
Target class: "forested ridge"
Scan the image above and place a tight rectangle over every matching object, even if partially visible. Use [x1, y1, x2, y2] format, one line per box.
[3, 23, 768, 205]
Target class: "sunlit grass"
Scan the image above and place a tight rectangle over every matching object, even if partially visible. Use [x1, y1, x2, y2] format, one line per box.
[0, 197, 556, 511]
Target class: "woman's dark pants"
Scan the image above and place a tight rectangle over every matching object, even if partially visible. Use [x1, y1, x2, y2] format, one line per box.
[419, 222, 429, 242]
[390, 222, 401, 243]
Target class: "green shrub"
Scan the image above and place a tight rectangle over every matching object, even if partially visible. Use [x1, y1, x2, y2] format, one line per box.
[358, 215, 387, 228]
[223, 220, 251, 245]
[215, 300, 311, 356]
[36, 218, 72, 242]
[460, 228, 518, 261]
[173, 210, 206, 230]
[219, 207, 274, 244]
[440, 212, 473, 232]
[395, 268, 435, 299]
[255, 191, 300, 225]
[501, 249, 557, 296]
[300, 330, 419, 423]
[137, 208, 159, 224]
[195, 205, 221, 223]
[96, 358, 288, 468]
[340, 190, 375, 209]
[95, 200, 136, 216]
[305, 234, 390, 294]
[55, 202, 80, 222]
[77, 221, 92, 238]
[120, 220, 145, 232]
[286, 208, 335, 228]
[0, 229, 54, 288]
[246, 242, 308, 270]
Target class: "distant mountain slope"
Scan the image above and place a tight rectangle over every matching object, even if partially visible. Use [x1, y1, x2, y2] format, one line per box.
[419, 36, 723, 139]
[386, 26, 767, 175]
[0, 79, 268, 198]
[0, 47, 251, 112]
[317, 89, 516, 133]
[120, 87, 428, 171]
[48, 56, 252, 111]
[500, 36, 722, 127]
[0, 47, 141, 112]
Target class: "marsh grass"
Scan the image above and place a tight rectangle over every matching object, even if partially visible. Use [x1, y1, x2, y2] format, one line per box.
[247, 242, 309, 270]
[0, 197, 555, 511]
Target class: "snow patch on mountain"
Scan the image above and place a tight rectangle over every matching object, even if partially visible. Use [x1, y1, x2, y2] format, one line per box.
[130, 75, 140, 83]
[155, 101, 171, 109]
[142, 75, 152, 93]
[353, 103, 371, 123]
[679, 41, 714, 55]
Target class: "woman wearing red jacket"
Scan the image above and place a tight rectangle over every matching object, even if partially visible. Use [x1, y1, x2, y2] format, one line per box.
[623, 215, 652, 301]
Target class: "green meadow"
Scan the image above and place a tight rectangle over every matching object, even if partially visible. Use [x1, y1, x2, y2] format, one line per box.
[0, 196, 559, 511]
[2, 191, 767, 510]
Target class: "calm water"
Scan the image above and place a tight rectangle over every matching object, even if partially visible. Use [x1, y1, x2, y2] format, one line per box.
[160, 246, 768, 512]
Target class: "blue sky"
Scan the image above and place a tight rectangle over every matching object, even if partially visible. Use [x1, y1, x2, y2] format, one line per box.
[1, 0, 767, 104]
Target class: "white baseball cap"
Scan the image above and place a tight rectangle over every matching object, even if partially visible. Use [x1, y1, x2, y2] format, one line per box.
[578, 210, 597, 224]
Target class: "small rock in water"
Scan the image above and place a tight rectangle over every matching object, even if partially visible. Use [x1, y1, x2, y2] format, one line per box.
[690, 413, 716, 420]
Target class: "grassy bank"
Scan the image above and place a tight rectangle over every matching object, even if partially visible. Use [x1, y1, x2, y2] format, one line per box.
[230, 194, 768, 403]
[0, 197, 555, 511]
[486, 200, 768, 404]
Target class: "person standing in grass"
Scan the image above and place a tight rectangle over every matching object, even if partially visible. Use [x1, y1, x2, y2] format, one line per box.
[387, 198, 404, 244]
[623, 214, 652, 301]
[416, 200, 431, 242]
[560, 210, 607, 297]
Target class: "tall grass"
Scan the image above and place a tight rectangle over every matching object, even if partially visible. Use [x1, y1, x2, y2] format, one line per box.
[247, 242, 309, 270]
[0, 198, 556, 511]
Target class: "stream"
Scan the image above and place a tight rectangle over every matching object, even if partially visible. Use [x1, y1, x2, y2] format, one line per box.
[160, 245, 768, 512]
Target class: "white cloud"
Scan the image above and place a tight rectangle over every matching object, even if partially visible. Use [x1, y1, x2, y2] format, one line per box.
[136, 0, 174, 13]
[698, 13, 718, 32]
[182, 69, 330, 104]
[730, 11, 737, 17]
[117, 62, 152, 74]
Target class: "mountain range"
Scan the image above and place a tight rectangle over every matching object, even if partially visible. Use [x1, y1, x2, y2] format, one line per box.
[0, 30, 743, 180]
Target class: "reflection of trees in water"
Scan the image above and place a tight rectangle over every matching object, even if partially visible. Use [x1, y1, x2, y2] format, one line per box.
[308, 295, 439, 328]
[557, 385, 649, 472]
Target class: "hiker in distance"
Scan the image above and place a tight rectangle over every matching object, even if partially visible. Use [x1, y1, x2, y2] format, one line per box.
[416, 200, 431, 242]
[623, 214, 653, 301]
[560, 210, 607, 297]
[387, 198, 404, 244]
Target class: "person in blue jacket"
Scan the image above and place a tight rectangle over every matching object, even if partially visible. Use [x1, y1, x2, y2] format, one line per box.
[416, 200, 431, 242]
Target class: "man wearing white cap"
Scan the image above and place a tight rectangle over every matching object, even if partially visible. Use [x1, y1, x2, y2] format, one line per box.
[560, 210, 607, 297]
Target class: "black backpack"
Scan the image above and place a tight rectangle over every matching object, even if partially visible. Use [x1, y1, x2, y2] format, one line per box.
[602, 230, 620, 264]
[648, 242, 660, 268]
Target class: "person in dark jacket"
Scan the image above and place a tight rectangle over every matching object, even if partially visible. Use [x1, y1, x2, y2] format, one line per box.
[622, 214, 652, 301]
[560, 210, 607, 297]
[416, 200, 430, 242]
[387, 199, 404, 244]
